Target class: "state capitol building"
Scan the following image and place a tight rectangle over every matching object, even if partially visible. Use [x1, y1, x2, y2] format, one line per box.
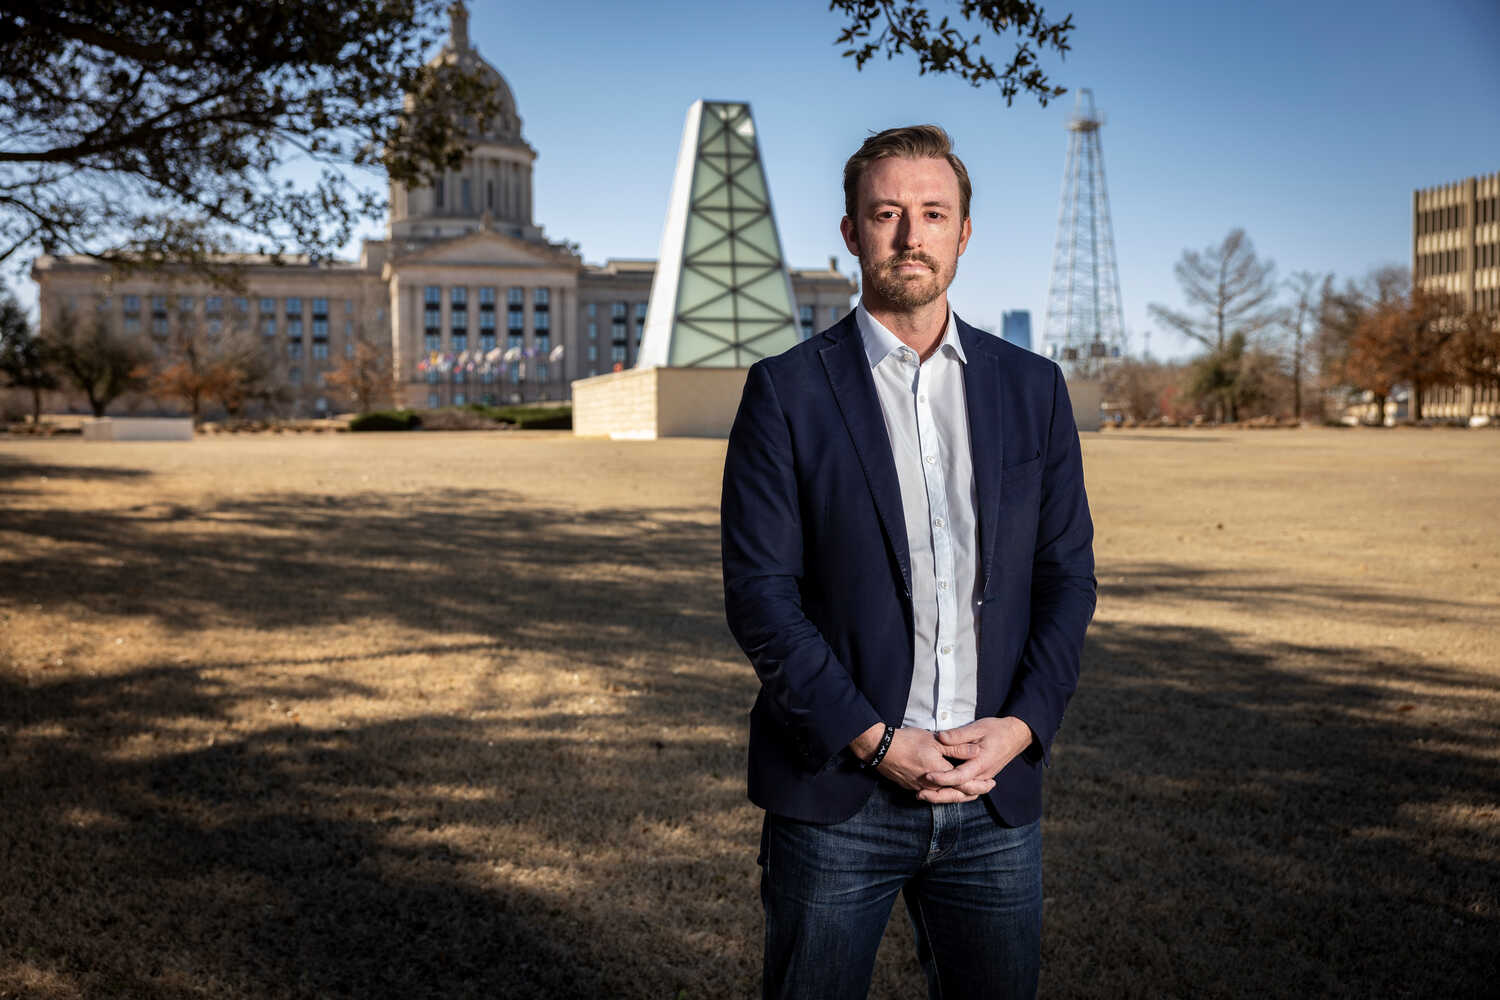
[30, 6, 855, 417]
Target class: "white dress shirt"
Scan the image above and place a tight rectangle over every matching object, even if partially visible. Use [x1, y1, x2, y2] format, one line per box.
[855, 303, 982, 732]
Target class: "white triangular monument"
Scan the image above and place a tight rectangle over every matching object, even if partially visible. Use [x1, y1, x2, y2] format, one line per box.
[635, 100, 800, 368]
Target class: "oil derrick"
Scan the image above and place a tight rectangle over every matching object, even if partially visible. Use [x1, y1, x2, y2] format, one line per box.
[1042, 89, 1126, 377]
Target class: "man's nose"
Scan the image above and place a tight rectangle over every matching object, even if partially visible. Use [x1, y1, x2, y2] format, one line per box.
[898, 216, 922, 249]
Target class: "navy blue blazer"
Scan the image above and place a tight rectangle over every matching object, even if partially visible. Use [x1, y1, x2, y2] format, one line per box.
[721, 312, 1096, 826]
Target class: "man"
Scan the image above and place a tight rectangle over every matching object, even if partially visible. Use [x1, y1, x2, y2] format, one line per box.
[721, 125, 1096, 999]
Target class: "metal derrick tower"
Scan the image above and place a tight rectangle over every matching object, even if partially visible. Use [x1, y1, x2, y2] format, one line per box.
[1042, 88, 1126, 377]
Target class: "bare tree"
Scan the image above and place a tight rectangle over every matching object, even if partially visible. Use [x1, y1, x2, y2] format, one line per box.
[42, 307, 152, 417]
[151, 320, 221, 422]
[1102, 357, 1182, 423]
[149, 315, 273, 422]
[831, 1, 1074, 105]
[0, 287, 58, 423]
[210, 323, 279, 418]
[1149, 229, 1279, 353]
[1282, 270, 1323, 421]
[325, 324, 393, 414]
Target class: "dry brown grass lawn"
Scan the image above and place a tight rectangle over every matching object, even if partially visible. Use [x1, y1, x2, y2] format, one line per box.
[0, 427, 1495, 998]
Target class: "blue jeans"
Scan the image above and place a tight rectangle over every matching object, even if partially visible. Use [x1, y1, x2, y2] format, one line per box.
[759, 781, 1042, 1000]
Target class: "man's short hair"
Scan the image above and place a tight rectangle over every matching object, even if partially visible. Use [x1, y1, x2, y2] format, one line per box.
[843, 124, 972, 222]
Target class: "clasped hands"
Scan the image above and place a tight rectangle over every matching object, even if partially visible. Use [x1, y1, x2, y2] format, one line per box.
[851, 717, 1034, 804]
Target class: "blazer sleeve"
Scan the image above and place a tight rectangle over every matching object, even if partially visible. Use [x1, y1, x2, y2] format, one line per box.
[721, 361, 884, 771]
[1000, 363, 1097, 763]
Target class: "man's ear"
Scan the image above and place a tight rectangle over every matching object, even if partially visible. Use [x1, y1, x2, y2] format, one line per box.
[957, 215, 972, 258]
[840, 216, 860, 258]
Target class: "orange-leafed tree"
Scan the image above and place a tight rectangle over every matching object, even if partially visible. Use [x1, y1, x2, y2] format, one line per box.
[1377, 286, 1455, 422]
[151, 318, 275, 422]
[151, 331, 231, 423]
[1345, 302, 1400, 424]
[1341, 276, 1455, 424]
[1316, 266, 1407, 408]
[325, 324, 393, 414]
[1443, 308, 1500, 419]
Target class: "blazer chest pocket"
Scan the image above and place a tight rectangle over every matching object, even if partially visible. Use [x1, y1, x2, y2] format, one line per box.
[999, 452, 1043, 494]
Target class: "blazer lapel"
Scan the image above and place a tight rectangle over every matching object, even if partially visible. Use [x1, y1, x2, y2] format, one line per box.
[958, 319, 1004, 589]
[819, 319, 912, 598]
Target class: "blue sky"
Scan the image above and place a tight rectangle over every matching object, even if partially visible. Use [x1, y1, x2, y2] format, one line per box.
[428, 0, 1500, 359]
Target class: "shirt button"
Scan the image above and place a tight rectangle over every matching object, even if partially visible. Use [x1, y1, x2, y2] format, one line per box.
[933, 516, 945, 528]
[924, 455, 936, 465]
[939, 711, 950, 722]
[918, 394, 927, 403]
[937, 580, 949, 591]
[941, 645, 953, 655]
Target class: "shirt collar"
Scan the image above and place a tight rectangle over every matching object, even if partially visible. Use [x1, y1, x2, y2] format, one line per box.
[855, 301, 966, 369]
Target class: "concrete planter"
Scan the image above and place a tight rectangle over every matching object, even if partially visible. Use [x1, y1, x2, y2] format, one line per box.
[81, 417, 195, 442]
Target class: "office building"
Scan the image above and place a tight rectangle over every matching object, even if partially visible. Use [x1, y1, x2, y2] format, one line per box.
[1412, 171, 1500, 420]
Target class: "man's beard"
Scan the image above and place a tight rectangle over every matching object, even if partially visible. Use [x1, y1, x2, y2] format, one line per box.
[862, 250, 955, 309]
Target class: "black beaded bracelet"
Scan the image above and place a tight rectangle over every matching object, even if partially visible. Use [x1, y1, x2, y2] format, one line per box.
[865, 723, 896, 770]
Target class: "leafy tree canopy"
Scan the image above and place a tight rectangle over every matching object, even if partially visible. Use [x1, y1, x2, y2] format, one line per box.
[831, 0, 1073, 105]
[0, 0, 495, 270]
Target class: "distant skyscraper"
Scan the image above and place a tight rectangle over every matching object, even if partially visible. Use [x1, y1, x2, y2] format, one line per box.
[1001, 310, 1032, 352]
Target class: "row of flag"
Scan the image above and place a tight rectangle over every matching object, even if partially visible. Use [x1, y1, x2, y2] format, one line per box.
[416, 344, 565, 374]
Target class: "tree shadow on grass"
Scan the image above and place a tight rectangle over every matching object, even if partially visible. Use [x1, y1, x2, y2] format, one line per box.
[0, 486, 730, 665]
[2, 480, 763, 997]
[1043, 619, 1500, 999]
[1101, 560, 1498, 629]
[3, 478, 1498, 997]
[0, 452, 152, 495]
[1091, 433, 1230, 444]
[0, 648, 759, 997]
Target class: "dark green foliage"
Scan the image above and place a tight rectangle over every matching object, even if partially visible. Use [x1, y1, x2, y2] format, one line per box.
[1185, 331, 1280, 423]
[467, 403, 572, 429]
[508, 408, 571, 430]
[0, 287, 58, 423]
[830, 0, 1072, 105]
[0, 1, 496, 267]
[348, 409, 422, 432]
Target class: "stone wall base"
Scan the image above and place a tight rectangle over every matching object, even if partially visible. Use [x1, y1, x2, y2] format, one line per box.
[571, 366, 750, 439]
[82, 417, 195, 442]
